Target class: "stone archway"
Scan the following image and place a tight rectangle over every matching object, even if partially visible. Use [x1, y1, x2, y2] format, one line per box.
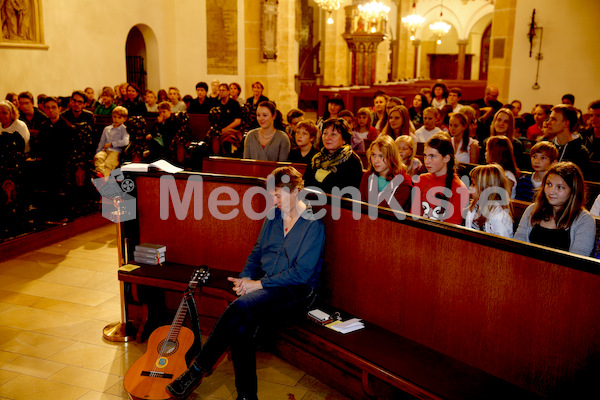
[125, 24, 159, 93]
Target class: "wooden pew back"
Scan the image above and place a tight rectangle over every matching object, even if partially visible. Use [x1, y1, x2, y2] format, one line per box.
[315, 199, 600, 397]
[130, 173, 267, 269]
[201, 156, 307, 178]
[188, 113, 211, 141]
[318, 80, 486, 116]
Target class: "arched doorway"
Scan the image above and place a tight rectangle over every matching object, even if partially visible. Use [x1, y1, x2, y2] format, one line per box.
[125, 26, 147, 93]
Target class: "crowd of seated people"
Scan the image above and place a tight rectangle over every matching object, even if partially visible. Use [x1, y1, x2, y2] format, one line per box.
[4, 79, 600, 260]
[234, 81, 600, 260]
[0, 80, 279, 239]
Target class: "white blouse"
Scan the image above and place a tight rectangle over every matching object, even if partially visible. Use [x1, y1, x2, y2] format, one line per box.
[465, 205, 513, 238]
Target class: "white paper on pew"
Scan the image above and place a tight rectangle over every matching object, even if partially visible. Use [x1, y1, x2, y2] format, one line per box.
[327, 318, 365, 334]
[120, 163, 148, 172]
[121, 159, 183, 174]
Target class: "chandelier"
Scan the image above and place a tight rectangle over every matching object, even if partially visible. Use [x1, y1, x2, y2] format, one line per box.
[358, 1, 390, 23]
[402, 1, 424, 41]
[315, 0, 342, 24]
[429, 0, 450, 44]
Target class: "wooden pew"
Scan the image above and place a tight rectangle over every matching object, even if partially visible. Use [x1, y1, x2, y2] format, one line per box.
[188, 113, 211, 141]
[318, 80, 487, 116]
[201, 156, 307, 177]
[116, 171, 600, 399]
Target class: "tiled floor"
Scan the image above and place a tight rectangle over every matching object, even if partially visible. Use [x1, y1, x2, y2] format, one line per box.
[0, 223, 348, 400]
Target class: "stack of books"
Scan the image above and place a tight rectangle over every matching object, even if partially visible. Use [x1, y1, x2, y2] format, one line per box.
[133, 243, 166, 265]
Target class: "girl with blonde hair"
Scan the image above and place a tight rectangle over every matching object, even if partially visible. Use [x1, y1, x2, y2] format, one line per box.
[352, 107, 378, 151]
[465, 164, 513, 238]
[395, 135, 425, 177]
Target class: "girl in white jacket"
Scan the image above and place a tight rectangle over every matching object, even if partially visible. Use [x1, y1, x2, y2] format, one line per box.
[465, 164, 514, 238]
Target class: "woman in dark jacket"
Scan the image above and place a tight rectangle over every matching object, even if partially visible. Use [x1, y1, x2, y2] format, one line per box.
[303, 118, 363, 194]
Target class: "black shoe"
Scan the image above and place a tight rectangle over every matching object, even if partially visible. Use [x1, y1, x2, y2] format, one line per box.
[166, 364, 206, 399]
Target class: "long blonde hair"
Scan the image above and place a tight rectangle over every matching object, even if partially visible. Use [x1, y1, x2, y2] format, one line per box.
[366, 135, 407, 180]
[395, 135, 417, 175]
[490, 108, 515, 139]
[469, 164, 513, 227]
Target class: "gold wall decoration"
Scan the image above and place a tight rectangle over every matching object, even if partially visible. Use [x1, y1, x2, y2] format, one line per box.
[0, 0, 46, 49]
[206, 0, 238, 75]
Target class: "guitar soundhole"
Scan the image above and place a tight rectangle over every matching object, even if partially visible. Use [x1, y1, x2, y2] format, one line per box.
[158, 339, 179, 356]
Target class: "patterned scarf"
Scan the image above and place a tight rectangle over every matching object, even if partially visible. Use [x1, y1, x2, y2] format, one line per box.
[311, 144, 353, 174]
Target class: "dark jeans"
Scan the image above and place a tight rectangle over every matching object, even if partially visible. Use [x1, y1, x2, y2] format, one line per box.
[194, 284, 316, 395]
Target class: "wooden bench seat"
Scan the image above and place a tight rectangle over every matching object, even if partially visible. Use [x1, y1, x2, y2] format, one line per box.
[119, 261, 540, 400]
[275, 318, 541, 400]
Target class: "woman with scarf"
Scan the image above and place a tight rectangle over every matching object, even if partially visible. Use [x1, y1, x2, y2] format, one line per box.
[303, 118, 363, 194]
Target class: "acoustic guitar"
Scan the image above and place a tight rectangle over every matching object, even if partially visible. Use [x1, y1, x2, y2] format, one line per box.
[124, 267, 210, 400]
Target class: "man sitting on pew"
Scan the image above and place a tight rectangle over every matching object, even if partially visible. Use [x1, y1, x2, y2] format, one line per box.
[211, 83, 242, 154]
[447, 87, 463, 113]
[582, 99, 600, 161]
[62, 90, 96, 127]
[474, 84, 503, 142]
[188, 82, 216, 114]
[18, 91, 47, 133]
[29, 96, 74, 221]
[546, 104, 589, 174]
[167, 166, 325, 400]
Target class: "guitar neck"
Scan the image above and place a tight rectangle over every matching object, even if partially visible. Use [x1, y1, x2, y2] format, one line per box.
[167, 298, 189, 340]
[165, 267, 208, 341]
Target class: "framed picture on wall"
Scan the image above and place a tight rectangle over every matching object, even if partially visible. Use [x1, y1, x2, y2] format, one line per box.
[0, 0, 47, 49]
[262, 0, 277, 60]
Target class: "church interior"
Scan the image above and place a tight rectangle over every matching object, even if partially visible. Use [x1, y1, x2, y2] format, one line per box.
[1, 0, 600, 399]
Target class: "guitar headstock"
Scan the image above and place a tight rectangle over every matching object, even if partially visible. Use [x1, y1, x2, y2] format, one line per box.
[188, 266, 210, 291]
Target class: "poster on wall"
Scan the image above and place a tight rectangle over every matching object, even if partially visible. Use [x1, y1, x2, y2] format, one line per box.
[0, 0, 46, 48]
[206, 0, 238, 75]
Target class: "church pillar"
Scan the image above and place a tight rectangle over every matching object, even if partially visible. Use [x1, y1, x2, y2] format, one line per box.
[488, 0, 517, 103]
[244, 0, 298, 113]
[412, 39, 421, 79]
[321, 7, 349, 86]
[275, 0, 299, 112]
[457, 39, 469, 80]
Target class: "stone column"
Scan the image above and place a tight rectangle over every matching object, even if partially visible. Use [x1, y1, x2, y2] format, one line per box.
[412, 39, 421, 79]
[488, 0, 517, 103]
[457, 39, 469, 80]
[244, 0, 298, 113]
